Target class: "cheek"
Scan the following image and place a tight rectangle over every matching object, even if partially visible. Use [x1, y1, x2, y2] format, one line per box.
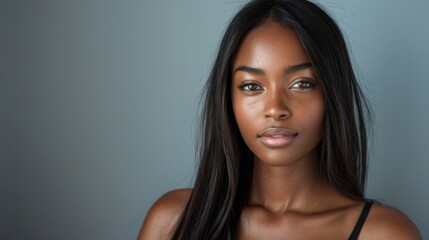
[302, 102, 324, 135]
[233, 97, 263, 134]
[291, 94, 323, 128]
[248, 102, 257, 110]
[233, 97, 259, 120]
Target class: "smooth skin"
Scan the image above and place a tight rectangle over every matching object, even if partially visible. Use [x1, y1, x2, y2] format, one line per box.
[138, 23, 421, 240]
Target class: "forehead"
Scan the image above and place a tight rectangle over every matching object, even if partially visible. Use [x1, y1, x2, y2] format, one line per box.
[233, 22, 310, 68]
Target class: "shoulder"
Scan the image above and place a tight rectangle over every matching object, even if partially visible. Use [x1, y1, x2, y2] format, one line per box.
[359, 202, 421, 240]
[137, 188, 192, 240]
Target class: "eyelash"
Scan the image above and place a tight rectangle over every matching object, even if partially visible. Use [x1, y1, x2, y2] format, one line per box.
[238, 79, 315, 92]
[289, 79, 315, 89]
[238, 81, 263, 91]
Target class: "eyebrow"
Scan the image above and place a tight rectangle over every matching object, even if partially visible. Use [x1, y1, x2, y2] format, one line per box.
[233, 62, 312, 75]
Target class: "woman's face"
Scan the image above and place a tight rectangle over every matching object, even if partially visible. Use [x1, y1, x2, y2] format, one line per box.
[231, 23, 324, 166]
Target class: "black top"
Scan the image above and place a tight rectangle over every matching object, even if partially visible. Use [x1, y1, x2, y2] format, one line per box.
[348, 201, 374, 240]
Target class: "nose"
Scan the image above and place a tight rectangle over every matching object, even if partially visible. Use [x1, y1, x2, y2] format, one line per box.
[263, 88, 290, 120]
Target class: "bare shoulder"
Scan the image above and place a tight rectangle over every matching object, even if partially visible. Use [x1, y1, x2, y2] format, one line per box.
[360, 202, 421, 240]
[137, 188, 192, 240]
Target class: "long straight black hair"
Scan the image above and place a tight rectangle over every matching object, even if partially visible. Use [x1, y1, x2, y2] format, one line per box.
[172, 0, 370, 239]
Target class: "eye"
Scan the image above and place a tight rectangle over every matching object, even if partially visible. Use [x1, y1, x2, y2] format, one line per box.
[289, 79, 315, 90]
[238, 81, 263, 92]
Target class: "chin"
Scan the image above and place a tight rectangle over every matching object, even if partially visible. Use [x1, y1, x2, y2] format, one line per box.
[253, 150, 318, 167]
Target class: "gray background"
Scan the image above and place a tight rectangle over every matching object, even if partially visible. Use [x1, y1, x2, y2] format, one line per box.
[1, 0, 428, 239]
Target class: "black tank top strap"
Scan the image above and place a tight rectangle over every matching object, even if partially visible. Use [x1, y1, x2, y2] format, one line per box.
[348, 201, 374, 240]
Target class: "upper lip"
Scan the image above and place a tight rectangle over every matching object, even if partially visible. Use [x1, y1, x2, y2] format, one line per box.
[258, 127, 298, 137]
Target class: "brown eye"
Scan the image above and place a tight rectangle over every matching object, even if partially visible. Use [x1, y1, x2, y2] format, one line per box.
[239, 82, 263, 91]
[289, 79, 315, 90]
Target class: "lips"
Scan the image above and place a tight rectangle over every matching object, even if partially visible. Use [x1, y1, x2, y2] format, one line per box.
[258, 127, 297, 148]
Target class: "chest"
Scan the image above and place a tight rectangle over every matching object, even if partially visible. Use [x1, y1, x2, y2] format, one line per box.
[236, 209, 356, 240]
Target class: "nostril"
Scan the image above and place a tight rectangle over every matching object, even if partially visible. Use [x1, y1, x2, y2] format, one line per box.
[279, 113, 287, 120]
[264, 111, 289, 120]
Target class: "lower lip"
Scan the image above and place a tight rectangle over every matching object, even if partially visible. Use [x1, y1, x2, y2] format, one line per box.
[259, 135, 296, 148]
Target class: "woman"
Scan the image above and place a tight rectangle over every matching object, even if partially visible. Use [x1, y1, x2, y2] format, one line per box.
[139, 0, 421, 239]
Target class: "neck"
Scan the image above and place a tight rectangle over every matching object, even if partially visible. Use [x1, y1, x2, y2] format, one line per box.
[249, 153, 333, 214]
